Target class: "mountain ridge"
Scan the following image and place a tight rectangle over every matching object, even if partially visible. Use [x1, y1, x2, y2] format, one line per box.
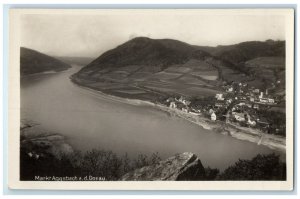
[79, 37, 210, 74]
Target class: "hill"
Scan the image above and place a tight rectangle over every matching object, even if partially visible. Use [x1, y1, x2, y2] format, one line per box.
[72, 37, 285, 101]
[78, 37, 210, 73]
[200, 40, 285, 66]
[20, 47, 71, 76]
[198, 40, 286, 88]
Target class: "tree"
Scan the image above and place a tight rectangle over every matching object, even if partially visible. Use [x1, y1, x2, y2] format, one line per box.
[204, 167, 220, 180]
[80, 149, 123, 180]
[218, 153, 286, 180]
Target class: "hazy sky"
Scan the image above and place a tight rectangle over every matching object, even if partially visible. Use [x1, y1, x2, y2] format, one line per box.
[21, 10, 286, 58]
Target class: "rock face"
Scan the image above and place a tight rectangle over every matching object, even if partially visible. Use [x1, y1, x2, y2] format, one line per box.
[121, 152, 206, 181]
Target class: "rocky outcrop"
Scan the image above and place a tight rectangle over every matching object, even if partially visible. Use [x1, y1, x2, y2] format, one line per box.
[121, 152, 206, 181]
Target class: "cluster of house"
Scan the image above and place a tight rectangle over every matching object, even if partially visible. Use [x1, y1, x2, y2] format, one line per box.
[215, 83, 277, 111]
[231, 106, 257, 127]
[232, 112, 255, 125]
[166, 95, 225, 122]
[214, 82, 278, 128]
[248, 88, 276, 105]
[166, 96, 201, 115]
[231, 108, 270, 128]
[214, 93, 232, 108]
[224, 82, 276, 105]
[164, 81, 278, 131]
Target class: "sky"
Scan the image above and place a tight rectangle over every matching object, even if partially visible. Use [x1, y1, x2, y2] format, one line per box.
[20, 10, 286, 58]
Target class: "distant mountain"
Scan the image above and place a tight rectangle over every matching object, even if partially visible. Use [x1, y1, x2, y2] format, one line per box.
[206, 40, 284, 62]
[20, 47, 71, 76]
[72, 37, 285, 100]
[198, 40, 285, 72]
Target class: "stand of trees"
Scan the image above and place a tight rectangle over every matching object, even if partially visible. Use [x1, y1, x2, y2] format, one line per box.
[218, 153, 286, 180]
[20, 146, 161, 181]
[256, 110, 286, 136]
[20, 144, 286, 181]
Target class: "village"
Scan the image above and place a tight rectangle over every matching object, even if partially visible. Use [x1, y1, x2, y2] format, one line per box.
[163, 81, 286, 136]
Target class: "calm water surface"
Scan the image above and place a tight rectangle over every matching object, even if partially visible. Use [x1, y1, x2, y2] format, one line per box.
[21, 65, 280, 170]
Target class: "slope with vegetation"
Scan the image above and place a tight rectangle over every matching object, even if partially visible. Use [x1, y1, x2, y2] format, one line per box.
[198, 40, 286, 88]
[20, 47, 71, 76]
[72, 37, 285, 101]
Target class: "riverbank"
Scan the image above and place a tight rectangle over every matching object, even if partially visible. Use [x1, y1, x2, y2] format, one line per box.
[70, 76, 286, 153]
[154, 104, 285, 153]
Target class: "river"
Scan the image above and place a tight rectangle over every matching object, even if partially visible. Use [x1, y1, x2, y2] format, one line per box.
[21, 65, 278, 170]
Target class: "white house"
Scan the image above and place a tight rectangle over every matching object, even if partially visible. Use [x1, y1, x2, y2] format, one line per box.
[177, 96, 191, 106]
[226, 99, 233, 104]
[259, 98, 269, 103]
[232, 112, 245, 122]
[258, 97, 275, 104]
[268, 98, 275, 103]
[247, 118, 256, 126]
[235, 115, 245, 122]
[259, 92, 264, 99]
[215, 93, 225, 101]
[211, 112, 216, 121]
[226, 87, 233, 92]
[169, 101, 177, 109]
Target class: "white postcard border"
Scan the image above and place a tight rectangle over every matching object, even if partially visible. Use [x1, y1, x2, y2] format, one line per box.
[8, 8, 295, 191]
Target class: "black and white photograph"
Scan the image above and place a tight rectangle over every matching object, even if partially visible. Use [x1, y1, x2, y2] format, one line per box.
[8, 8, 294, 190]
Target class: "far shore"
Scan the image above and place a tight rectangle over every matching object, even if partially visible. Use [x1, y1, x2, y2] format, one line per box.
[70, 77, 286, 154]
